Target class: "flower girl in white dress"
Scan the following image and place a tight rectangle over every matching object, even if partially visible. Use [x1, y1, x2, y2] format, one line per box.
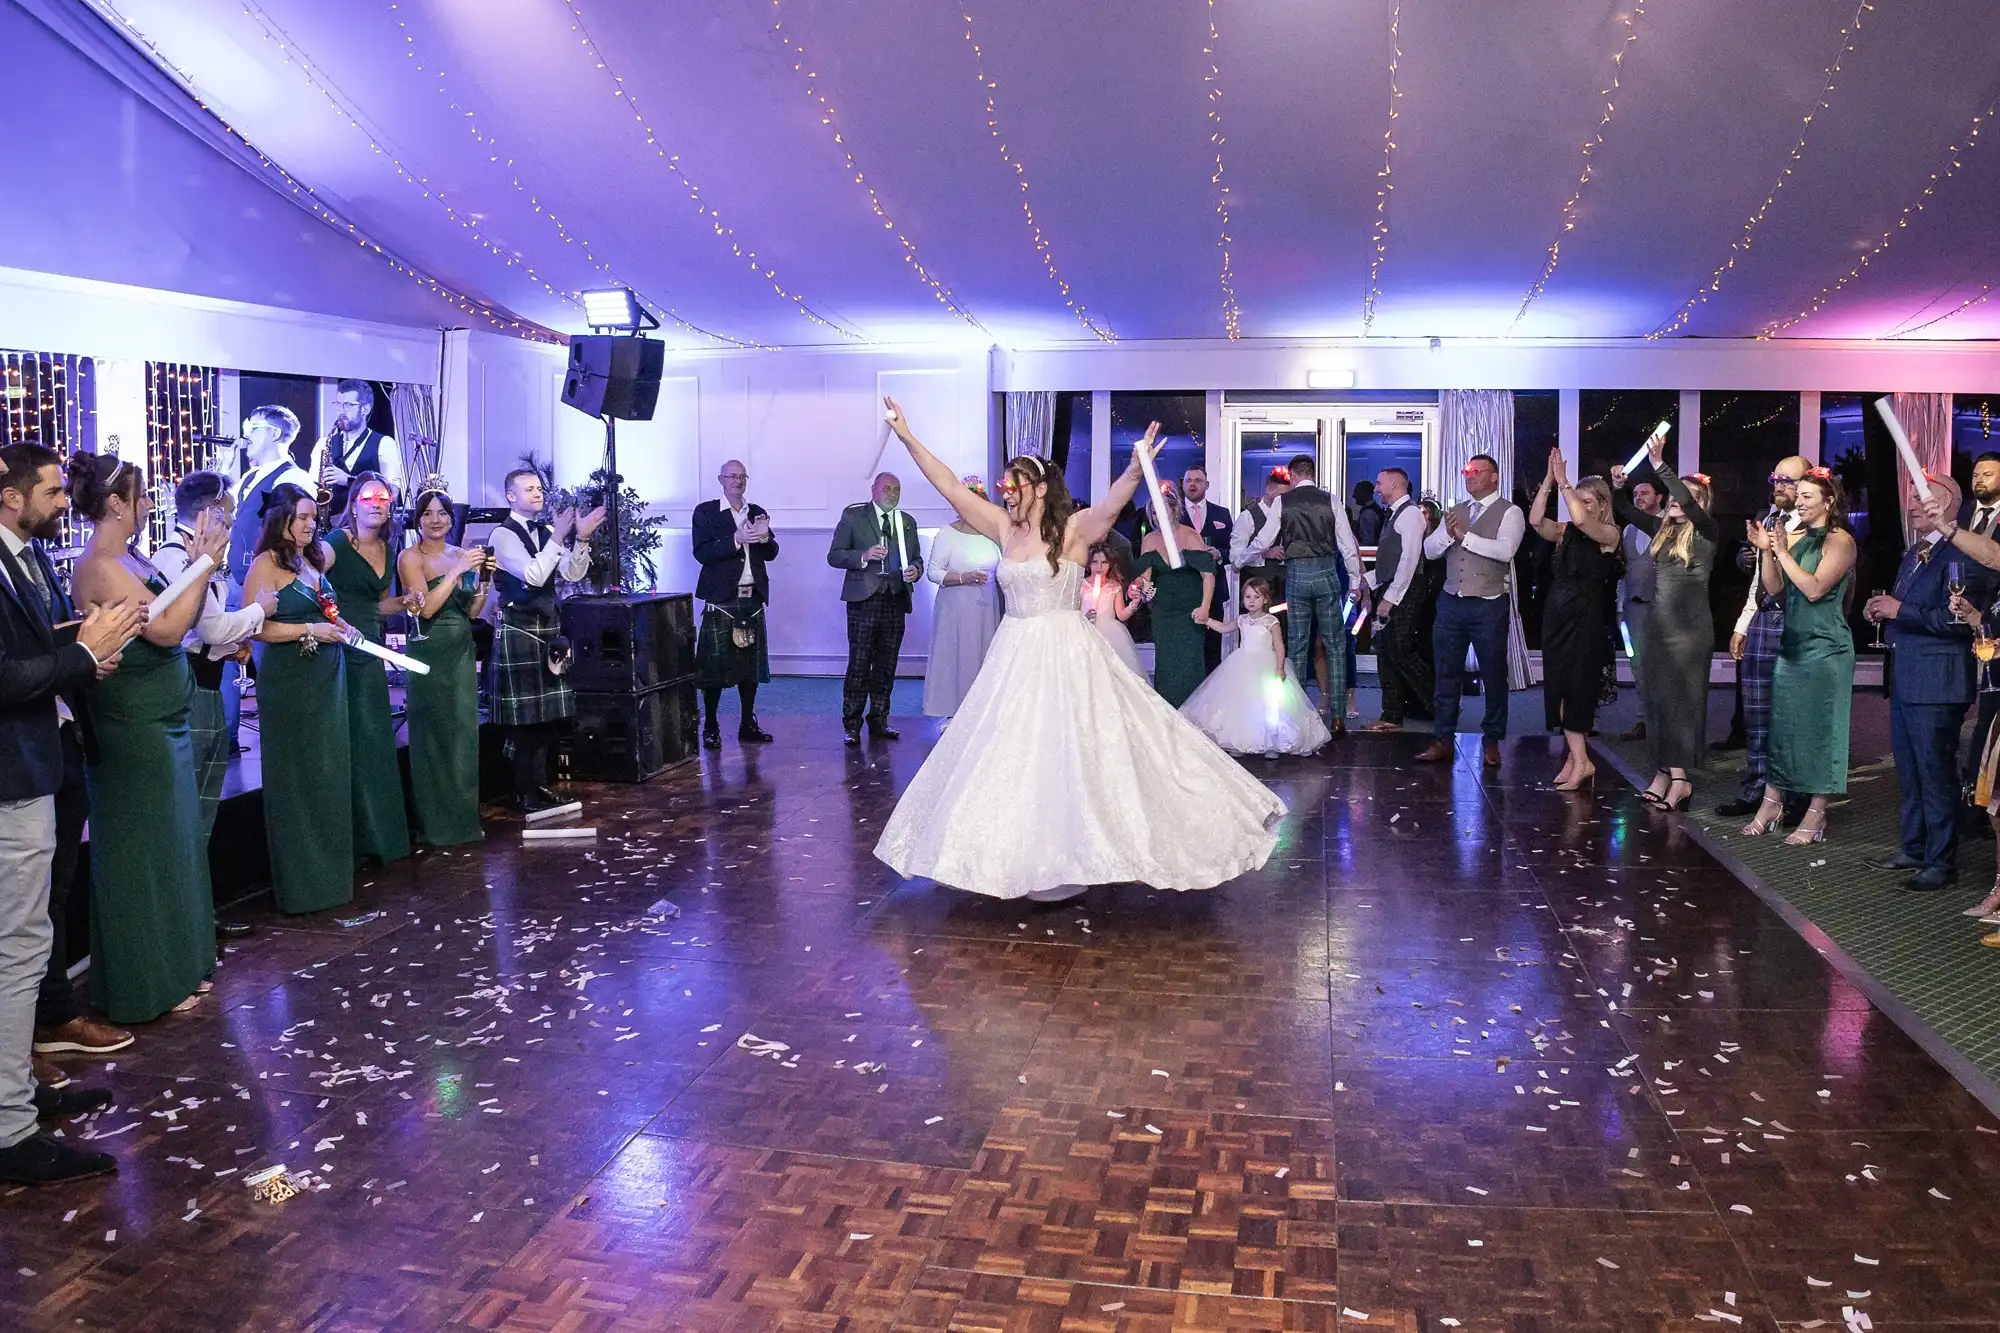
[873, 398, 1284, 901]
[1081, 543, 1143, 675]
[1180, 576, 1332, 758]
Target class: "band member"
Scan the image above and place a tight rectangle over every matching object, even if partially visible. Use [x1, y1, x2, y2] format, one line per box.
[489, 468, 599, 811]
[228, 406, 313, 586]
[691, 460, 778, 750]
[309, 380, 404, 515]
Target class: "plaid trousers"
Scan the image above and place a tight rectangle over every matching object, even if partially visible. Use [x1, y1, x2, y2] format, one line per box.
[1742, 598, 1785, 785]
[1285, 557, 1347, 710]
[186, 678, 230, 839]
[843, 590, 908, 729]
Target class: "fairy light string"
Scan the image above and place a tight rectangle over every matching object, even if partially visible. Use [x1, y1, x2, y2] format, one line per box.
[770, 0, 990, 336]
[89, 1, 559, 340]
[1651, 0, 1873, 338]
[556, 0, 861, 343]
[381, 1, 767, 349]
[1510, 0, 1649, 333]
[1203, 0, 1241, 340]
[962, 8, 1114, 342]
[1761, 91, 1999, 337]
[1361, 0, 1403, 335]
[1890, 283, 1994, 339]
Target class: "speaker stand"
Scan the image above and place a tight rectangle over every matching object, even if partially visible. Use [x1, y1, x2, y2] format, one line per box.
[601, 413, 622, 594]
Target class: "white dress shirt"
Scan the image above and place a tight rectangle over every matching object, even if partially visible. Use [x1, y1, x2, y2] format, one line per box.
[725, 500, 757, 595]
[877, 505, 910, 571]
[1369, 496, 1428, 605]
[1231, 499, 1282, 569]
[490, 514, 591, 591]
[334, 427, 405, 496]
[154, 527, 264, 659]
[1423, 491, 1526, 594]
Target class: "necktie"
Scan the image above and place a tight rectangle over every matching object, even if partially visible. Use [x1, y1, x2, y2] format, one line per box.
[19, 544, 55, 620]
[1976, 507, 1995, 536]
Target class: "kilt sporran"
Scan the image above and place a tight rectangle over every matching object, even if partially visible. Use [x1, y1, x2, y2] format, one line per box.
[694, 596, 771, 689]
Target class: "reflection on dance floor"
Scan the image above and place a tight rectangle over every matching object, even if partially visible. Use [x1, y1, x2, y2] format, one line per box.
[5, 717, 1997, 1331]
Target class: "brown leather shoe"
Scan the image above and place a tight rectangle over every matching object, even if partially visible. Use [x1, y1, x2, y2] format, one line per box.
[31, 1054, 69, 1089]
[33, 1017, 135, 1056]
[1361, 719, 1402, 733]
[1483, 741, 1501, 767]
[1414, 741, 1453, 763]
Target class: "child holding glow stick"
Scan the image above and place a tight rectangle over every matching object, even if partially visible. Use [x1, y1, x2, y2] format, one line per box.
[1082, 543, 1143, 674]
[1178, 577, 1330, 759]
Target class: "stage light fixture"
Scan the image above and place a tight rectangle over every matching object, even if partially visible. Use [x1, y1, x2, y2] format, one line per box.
[581, 287, 652, 332]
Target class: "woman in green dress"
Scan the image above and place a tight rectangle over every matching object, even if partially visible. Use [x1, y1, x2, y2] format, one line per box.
[1744, 469, 1856, 846]
[66, 453, 222, 1022]
[1135, 481, 1218, 708]
[396, 485, 492, 846]
[326, 474, 411, 865]
[243, 482, 356, 914]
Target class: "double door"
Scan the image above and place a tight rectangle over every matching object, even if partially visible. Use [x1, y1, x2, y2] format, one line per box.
[1220, 403, 1439, 549]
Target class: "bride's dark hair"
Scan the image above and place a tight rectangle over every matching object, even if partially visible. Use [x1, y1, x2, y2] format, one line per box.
[1006, 454, 1074, 575]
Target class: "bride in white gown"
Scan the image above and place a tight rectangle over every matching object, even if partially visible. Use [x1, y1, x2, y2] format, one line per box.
[874, 398, 1285, 900]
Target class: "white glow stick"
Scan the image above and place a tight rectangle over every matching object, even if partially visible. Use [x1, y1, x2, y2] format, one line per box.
[523, 826, 596, 841]
[1136, 437, 1183, 569]
[1873, 398, 1932, 502]
[1620, 420, 1672, 475]
[148, 553, 213, 617]
[343, 632, 432, 675]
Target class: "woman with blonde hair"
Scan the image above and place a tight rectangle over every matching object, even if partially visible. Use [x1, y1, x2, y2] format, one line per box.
[1611, 432, 1717, 810]
[1530, 450, 1624, 790]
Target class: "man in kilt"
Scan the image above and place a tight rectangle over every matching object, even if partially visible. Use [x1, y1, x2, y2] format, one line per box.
[489, 468, 597, 812]
[828, 473, 922, 746]
[1716, 456, 1807, 818]
[691, 459, 778, 750]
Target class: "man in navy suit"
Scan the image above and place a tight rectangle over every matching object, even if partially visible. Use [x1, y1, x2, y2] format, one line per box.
[1179, 465, 1234, 673]
[1866, 474, 1975, 893]
[0, 444, 140, 1184]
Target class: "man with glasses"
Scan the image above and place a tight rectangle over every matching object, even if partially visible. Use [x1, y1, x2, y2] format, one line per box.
[1716, 456, 1809, 818]
[691, 460, 778, 751]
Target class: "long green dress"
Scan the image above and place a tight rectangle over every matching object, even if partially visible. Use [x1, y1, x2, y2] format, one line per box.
[327, 532, 411, 865]
[85, 593, 214, 1024]
[406, 568, 484, 846]
[1767, 526, 1855, 796]
[259, 573, 355, 913]
[1139, 548, 1217, 708]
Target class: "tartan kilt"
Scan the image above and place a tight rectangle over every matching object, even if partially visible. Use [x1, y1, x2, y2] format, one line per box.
[694, 597, 772, 689]
[490, 606, 573, 726]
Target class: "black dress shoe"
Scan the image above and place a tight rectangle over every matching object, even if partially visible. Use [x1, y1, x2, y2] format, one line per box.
[34, 1084, 114, 1120]
[1713, 797, 1761, 817]
[1867, 853, 1924, 872]
[869, 724, 901, 740]
[0, 1133, 117, 1186]
[1904, 868, 1957, 892]
[217, 920, 256, 939]
[844, 729, 861, 747]
[739, 718, 774, 744]
[701, 728, 722, 751]
[520, 790, 561, 815]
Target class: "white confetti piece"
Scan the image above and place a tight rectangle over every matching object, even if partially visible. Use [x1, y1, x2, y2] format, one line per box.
[1853, 1254, 1878, 1265]
[1928, 1187, 1951, 1200]
[924, 1116, 943, 1125]
[1099, 1302, 1125, 1312]
[848, 1232, 872, 1241]
[1464, 1186, 1488, 1196]
[1729, 1204, 1752, 1214]
[1595, 1257, 1619, 1269]
[1341, 1309, 1371, 1321]
[1143, 1124, 1163, 1135]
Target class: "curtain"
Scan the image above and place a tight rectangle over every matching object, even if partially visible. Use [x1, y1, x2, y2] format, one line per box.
[389, 382, 441, 491]
[1891, 392, 1952, 544]
[1004, 390, 1057, 461]
[1437, 389, 1534, 690]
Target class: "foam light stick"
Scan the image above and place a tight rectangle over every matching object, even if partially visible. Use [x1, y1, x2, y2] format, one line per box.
[1873, 398, 1932, 503]
[147, 553, 213, 618]
[1136, 438, 1182, 569]
[1620, 420, 1673, 476]
[342, 631, 432, 675]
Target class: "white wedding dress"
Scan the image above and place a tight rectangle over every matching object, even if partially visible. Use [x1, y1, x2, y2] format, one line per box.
[875, 557, 1286, 899]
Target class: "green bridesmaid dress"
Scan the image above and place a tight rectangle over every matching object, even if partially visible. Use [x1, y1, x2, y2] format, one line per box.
[259, 573, 355, 913]
[406, 569, 484, 846]
[327, 532, 412, 865]
[85, 590, 215, 1024]
[1767, 526, 1856, 796]
[1138, 547, 1217, 707]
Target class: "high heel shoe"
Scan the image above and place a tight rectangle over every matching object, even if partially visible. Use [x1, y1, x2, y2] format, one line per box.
[1555, 767, 1596, 792]
[1963, 885, 2000, 918]
[1784, 813, 1828, 846]
[1741, 804, 1785, 836]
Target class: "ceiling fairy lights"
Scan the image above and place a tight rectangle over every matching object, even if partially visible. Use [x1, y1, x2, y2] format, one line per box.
[557, 0, 862, 344]
[961, 8, 1114, 342]
[88, 1, 557, 340]
[1360, 0, 1403, 336]
[1760, 92, 1999, 338]
[1203, 0, 1241, 340]
[1890, 283, 1994, 339]
[1509, 0, 1649, 334]
[381, 1, 763, 349]
[1650, 0, 1873, 338]
[769, 0, 990, 336]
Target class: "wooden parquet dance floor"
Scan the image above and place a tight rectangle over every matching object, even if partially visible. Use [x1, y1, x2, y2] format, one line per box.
[5, 719, 1998, 1331]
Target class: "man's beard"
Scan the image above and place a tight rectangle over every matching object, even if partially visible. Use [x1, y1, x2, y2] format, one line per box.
[1976, 483, 2000, 503]
[1775, 492, 1797, 512]
[26, 510, 64, 540]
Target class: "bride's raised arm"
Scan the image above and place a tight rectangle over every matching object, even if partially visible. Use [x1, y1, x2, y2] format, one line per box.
[883, 397, 1009, 544]
[1072, 422, 1160, 545]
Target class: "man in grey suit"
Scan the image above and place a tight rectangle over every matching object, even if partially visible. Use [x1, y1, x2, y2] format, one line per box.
[827, 472, 923, 745]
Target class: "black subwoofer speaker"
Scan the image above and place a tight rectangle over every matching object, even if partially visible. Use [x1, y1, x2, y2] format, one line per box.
[562, 335, 664, 421]
[559, 593, 695, 694]
[566, 684, 697, 782]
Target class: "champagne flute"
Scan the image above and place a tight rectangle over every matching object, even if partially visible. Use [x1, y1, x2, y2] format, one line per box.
[1872, 587, 1889, 648]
